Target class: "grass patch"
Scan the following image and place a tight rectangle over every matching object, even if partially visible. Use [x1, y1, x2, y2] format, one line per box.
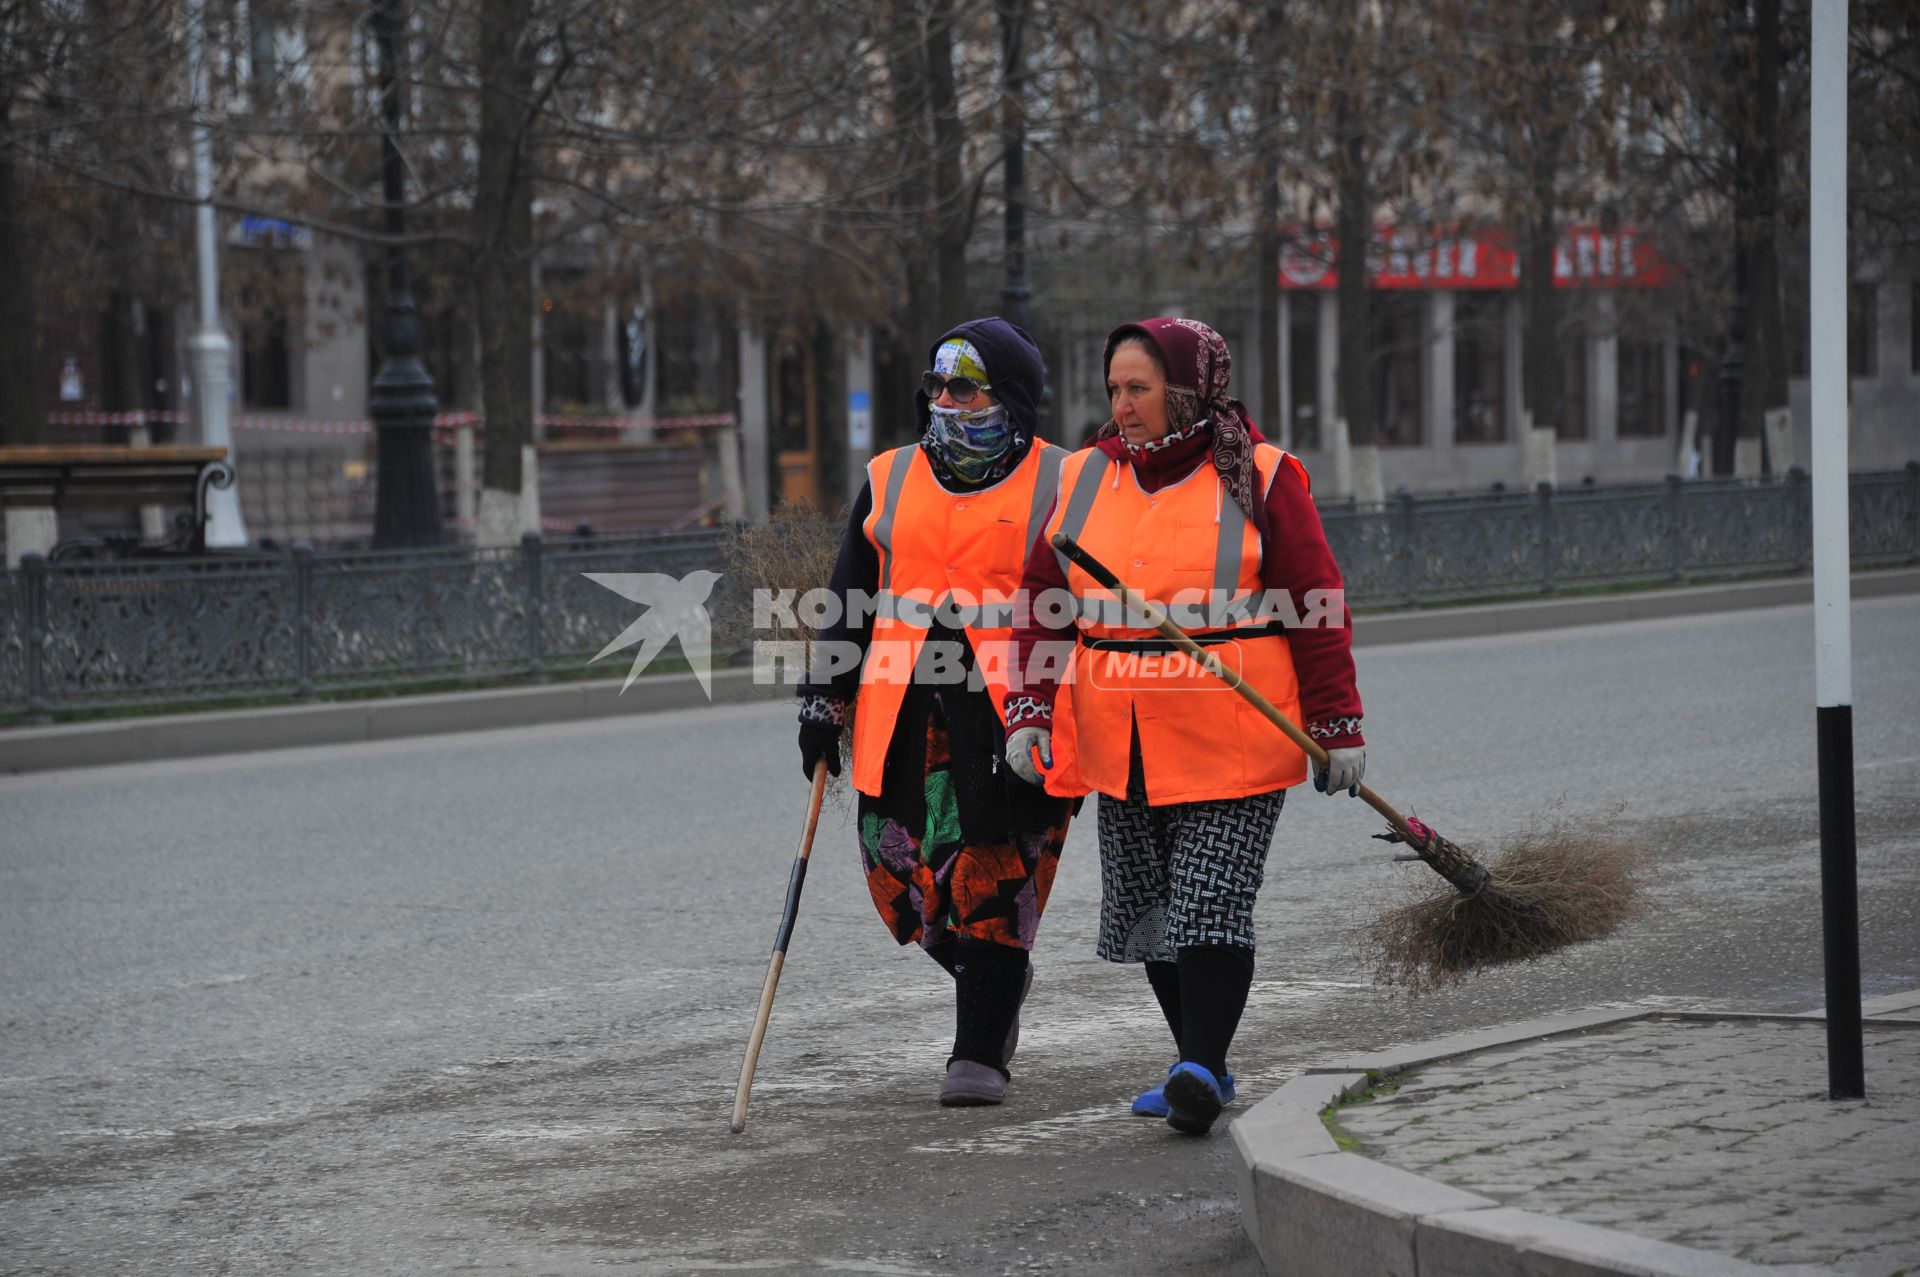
[1320, 1069, 1402, 1153]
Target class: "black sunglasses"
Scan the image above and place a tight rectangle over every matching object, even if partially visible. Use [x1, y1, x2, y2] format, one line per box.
[922, 371, 992, 404]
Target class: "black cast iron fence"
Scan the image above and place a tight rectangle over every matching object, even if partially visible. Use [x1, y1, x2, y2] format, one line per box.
[3, 466, 1916, 718]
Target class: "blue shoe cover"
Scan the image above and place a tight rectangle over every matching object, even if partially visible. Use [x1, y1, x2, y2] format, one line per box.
[1132, 1064, 1235, 1118]
[1163, 1061, 1229, 1135]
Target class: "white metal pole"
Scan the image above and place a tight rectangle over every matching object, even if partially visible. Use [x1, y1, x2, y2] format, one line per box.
[187, 0, 249, 548]
[1810, 0, 1862, 1100]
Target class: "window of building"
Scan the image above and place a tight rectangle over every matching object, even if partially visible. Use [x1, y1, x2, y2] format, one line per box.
[657, 309, 703, 410]
[241, 0, 309, 96]
[1452, 293, 1505, 443]
[1372, 292, 1424, 446]
[540, 285, 598, 411]
[1849, 282, 1877, 378]
[241, 313, 291, 410]
[1558, 314, 1588, 440]
[1617, 336, 1667, 437]
[1287, 302, 1319, 450]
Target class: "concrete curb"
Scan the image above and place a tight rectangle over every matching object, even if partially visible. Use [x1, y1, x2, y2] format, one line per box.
[0, 666, 786, 775]
[4, 567, 1915, 775]
[1232, 1006, 1868, 1277]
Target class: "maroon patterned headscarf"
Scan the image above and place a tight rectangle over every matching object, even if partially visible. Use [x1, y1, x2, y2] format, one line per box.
[1098, 317, 1268, 532]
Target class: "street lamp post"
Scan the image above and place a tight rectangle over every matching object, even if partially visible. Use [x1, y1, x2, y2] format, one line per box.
[186, 0, 249, 548]
[369, 0, 441, 548]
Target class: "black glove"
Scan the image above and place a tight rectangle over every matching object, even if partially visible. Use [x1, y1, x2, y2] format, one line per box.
[799, 721, 842, 781]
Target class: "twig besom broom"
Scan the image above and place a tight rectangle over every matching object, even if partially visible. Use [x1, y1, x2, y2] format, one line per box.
[1049, 533, 1644, 990]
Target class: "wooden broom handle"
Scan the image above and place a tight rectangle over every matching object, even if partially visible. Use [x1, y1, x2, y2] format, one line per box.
[729, 759, 830, 1134]
[1049, 533, 1417, 840]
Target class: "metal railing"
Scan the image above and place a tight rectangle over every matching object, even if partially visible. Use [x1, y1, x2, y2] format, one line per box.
[3, 465, 1916, 718]
[1, 529, 735, 717]
[1323, 466, 1920, 607]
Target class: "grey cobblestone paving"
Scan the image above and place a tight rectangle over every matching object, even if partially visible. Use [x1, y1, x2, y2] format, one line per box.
[1336, 1017, 1920, 1275]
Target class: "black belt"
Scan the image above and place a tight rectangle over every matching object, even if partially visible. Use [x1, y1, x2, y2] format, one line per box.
[1078, 622, 1290, 653]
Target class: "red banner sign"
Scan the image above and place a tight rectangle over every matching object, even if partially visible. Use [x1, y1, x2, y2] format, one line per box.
[1279, 226, 1676, 290]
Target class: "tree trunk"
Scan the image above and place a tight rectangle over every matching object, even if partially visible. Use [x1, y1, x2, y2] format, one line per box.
[1334, 111, 1372, 447]
[1522, 203, 1561, 438]
[1740, 0, 1789, 471]
[0, 114, 42, 447]
[996, 0, 1032, 335]
[1255, 0, 1285, 441]
[926, 0, 968, 330]
[1521, 44, 1564, 444]
[885, 0, 938, 402]
[473, 0, 536, 544]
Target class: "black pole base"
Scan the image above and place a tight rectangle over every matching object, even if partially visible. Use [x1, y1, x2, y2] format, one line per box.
[1817, 703, 1864, 1100]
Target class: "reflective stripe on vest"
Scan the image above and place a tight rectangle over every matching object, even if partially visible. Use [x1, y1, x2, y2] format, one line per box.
[1051, 448, 1110, 580]
[870, 446, 916, 594]
[849, 442, 1081, 799]
[1043, 442, 1309, 805]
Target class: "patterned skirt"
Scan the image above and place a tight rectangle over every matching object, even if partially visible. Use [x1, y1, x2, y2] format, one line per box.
[1094, 788, 1286, 963]
[858, 682, 1073, 953]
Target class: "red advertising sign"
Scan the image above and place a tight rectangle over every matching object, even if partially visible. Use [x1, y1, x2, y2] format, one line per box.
[1278, 225, 1676, 290]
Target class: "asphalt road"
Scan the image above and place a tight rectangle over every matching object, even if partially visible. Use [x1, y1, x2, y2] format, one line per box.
[4, 596, 1917, 1276]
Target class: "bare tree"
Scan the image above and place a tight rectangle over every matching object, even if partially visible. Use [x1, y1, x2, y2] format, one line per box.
[469, 0, 539, 543]
[0, 9, 41, 448]
[1277, 0, 1446, 489]
[1432, 1, 1641, 450]
[1252, 0, 1286, 443]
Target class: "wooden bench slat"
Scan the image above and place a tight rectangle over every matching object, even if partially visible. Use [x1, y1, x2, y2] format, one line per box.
[0, 446, 227, 465]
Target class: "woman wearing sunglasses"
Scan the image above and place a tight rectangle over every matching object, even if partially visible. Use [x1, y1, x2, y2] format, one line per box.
[1003, 317, 1366, 1136]
[795, 317, 1082, 1107]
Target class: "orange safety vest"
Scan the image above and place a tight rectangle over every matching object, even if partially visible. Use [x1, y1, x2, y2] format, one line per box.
[849, 443, 1083, 799]
[1042, 441, 1312, 805]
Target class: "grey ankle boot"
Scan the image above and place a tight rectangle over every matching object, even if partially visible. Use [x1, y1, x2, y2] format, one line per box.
[1002, 964, 1035, 1066]
[939, 1060, 1007, 1106]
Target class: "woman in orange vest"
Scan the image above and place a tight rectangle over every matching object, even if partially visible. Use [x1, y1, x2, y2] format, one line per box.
[796, 317, 1080, 1108]
[1005, 317, 1366, 1136]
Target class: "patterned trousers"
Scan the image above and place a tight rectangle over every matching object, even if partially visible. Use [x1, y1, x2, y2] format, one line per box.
[1094, 788, 1286, 963]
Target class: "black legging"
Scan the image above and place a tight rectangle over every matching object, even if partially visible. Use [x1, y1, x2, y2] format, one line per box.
[927, 938, 1030, 1076]
[1144, 944, 1253, 1077]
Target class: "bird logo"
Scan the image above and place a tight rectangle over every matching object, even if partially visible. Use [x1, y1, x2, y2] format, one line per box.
[584, 570, 723, 696]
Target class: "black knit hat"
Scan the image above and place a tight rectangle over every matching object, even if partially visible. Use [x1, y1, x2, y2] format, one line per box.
[921, 316, 1047, 439]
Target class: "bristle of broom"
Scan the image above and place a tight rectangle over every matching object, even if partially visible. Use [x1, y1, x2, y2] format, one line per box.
[1363, 812, 1651, 993]
[720, 504, 855, 781]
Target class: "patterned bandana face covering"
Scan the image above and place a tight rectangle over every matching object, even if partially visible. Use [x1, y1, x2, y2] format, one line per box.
[925, 337, 1014, 483]
[928, 403, 1013, 483]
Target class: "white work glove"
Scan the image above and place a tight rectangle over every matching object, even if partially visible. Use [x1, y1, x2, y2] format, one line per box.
[1314, 747, 1366, 797]
[1005, 726, 1052, 787]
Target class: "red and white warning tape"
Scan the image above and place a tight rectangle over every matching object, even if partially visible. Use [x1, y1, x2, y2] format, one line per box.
[48, 409, 735, 434]
[45, 409, 189, 427]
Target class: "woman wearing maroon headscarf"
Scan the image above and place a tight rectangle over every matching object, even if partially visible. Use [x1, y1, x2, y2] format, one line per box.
[1002, 317, 1367, 1135]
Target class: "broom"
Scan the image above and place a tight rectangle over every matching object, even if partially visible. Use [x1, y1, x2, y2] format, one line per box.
[1049, 533, 1646, 992]
[722, 503, 857, 777]
[731, 759, 831, 1133]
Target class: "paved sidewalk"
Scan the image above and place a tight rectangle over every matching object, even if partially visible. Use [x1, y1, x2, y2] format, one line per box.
[1232, 992, 1920, 1277]
[1338, 1014, 1920, 1275]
